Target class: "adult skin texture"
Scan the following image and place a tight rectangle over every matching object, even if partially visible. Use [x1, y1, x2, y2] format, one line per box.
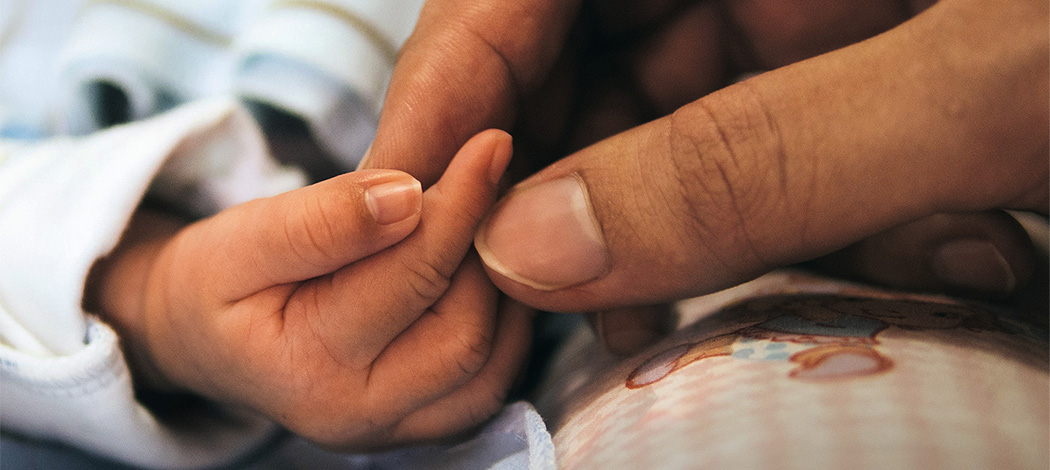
[363, 0, 1048, 354]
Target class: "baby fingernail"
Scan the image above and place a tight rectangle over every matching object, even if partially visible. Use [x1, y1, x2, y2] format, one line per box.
[933, 239, 1017, 294]
[365, 176, 422, 225]
[476, 174, 610, 290]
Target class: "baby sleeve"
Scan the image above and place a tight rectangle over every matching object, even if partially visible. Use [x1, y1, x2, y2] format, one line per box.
[0, 99, 304, 469]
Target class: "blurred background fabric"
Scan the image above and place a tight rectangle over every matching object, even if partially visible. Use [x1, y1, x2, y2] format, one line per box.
[0, 0, 422, 172]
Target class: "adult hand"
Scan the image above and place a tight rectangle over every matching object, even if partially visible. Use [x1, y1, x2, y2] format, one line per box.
[86, 131, 532, 449]
[370, 0, 1048, 354]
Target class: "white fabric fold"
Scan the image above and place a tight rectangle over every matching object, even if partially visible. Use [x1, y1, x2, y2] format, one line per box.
[233, 0, 425, 167]
[0, 0, 84, 138]
[343, 401, 556, 470]
[3, 0, 424, 169]
[0, 99, 304, 468]
[57, 0, 261, 133]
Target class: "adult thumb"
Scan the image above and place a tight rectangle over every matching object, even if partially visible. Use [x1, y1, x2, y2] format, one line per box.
[474, 0, 1047, 314]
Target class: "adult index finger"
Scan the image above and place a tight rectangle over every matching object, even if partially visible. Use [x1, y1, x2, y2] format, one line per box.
[362, 0, 581, 186]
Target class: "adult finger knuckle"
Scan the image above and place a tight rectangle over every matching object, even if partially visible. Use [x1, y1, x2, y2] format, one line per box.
[662, 83, 798, 270]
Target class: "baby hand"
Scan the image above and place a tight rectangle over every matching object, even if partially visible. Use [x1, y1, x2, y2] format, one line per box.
[87, 130, 532, 449]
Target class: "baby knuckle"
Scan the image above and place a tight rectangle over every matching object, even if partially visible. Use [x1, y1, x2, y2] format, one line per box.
[403, 258, 452, 302]
[444, 328, 493, 376]
[287, 192, 345, 265]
